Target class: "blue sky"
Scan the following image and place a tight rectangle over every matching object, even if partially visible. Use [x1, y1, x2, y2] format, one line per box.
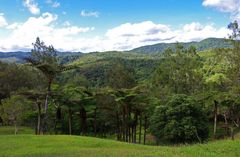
[0, 0, 239, 52]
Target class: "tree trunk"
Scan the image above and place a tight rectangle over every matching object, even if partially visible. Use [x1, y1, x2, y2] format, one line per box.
[42, 80, 52, 134]
[80, 107, 87, 135]
[122, 107, 126, 142]
[0, 116, 3, 126]
[116, 111, 121, 140]
[126, 106, 129, 142]
[14, 121, 17, 135]
[144, 115, 147, 145]
[54, 106, 62, 135]
[133, 113, 138, 143]
[223, 114, 229, 138]
[213, 100, 218, 139]
[230, 126, 234, 140]
[37, 102, 41, 135]
[94, 108, 97, 137]
[68, 108, 72, 135]
[139, 114, 142, 144]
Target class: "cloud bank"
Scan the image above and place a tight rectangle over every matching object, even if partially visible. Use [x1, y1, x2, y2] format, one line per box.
[203, 0, 240, 21]
[0, 13, 230, 52]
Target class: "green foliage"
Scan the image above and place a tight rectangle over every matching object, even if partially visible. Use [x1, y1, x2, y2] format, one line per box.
[105, 58, 136, 89]
[0, 95, 31, 134]
[152, 46, 203, 98]
[150, 94, 209, 143]
[0, 62, 46, 100]
[69, 51, 158, 87]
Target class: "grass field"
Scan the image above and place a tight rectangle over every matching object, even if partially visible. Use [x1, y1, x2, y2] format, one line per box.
[0, 126, 239, 157]
[0, 135, 239, 157]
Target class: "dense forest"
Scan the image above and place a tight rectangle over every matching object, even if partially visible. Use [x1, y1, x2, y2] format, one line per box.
[0, 21, 240, 145]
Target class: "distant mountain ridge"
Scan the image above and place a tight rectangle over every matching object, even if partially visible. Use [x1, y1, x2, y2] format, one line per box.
[0, 38, 232, 63]
[0, 51, 83, 63]
[130, 38, 232, 54]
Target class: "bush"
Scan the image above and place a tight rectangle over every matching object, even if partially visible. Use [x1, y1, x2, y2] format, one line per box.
[150, 94, 209, 143]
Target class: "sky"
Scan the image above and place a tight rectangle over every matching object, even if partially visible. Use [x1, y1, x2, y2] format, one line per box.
[0, 0, 239, 52]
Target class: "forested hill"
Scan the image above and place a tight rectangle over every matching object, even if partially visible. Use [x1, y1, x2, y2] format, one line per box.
[0, 51, 84, 63]
[0, 38, 232, 63]
[130, 38, 232, 54]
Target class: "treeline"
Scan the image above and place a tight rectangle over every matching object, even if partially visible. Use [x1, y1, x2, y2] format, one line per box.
[0, 21, 240, 145]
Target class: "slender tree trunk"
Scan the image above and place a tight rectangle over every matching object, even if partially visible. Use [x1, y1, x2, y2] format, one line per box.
[230, 126, 234, 140]
[139, 114, 142, 144]
[68, 108, 72, 135]
[14, 121, 17, 135]
[134, 113, 138, 143]
[0, 116, 3, 126]
[123, 107, 126, 142]
[213, 100, 218, 139]
[54, 106, 62, 135]
[42, 80, 52, 134]
[94, 108, 97, 137]
[144, 115, 147, 145]
[80, 107, 87, 135]
[116, 111, 120, 140]
[37, 102, 41, 135]
[131, 125, 134, 143]
[128, 107, 131, 143]
[126, 106, 129, 142]
[223, 114, 228, 138]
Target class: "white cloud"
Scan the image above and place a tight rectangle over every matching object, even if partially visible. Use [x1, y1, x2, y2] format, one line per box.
[23, 0, 40, 15]
[52, 2, 60, 8]
[183, 22, 203, 31]
[203, 0, 239, 12]
[0, 13, 8, 28]
[63, 21, 71, 27]
[80, 10, 100, 18]
[0, 12, 94, 52]
[0, 19, 230, 52]
[46, 0, 60, 8]
[6, 23, 21, 30]
[202, 0, 240, 21]
[174, 23, 229, 42]
[106, 21, 170, 38]
[103, 21, 230, 51]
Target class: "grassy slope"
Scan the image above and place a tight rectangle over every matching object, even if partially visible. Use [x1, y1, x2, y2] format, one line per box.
[0, 135, 239, 157]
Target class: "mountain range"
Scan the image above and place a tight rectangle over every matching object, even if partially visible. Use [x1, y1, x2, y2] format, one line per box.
[130, 38, 231, 54]
[0, 38, 232, 63]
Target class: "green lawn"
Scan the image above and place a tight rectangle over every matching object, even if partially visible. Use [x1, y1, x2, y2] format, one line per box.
[0, 135, 239, 157]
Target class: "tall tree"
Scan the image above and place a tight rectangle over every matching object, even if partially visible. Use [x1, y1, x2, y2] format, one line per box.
[26, 37, 75, 133]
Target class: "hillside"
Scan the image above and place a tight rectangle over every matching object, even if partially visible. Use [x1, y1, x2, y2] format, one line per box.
[67, 51, 160, 86]
[0, 38, 230, 87]
[130, 38, 232, 54]
[0, 51, 84, 63]
[0, 38, 232, 63]
[0, 135, 239, 157]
